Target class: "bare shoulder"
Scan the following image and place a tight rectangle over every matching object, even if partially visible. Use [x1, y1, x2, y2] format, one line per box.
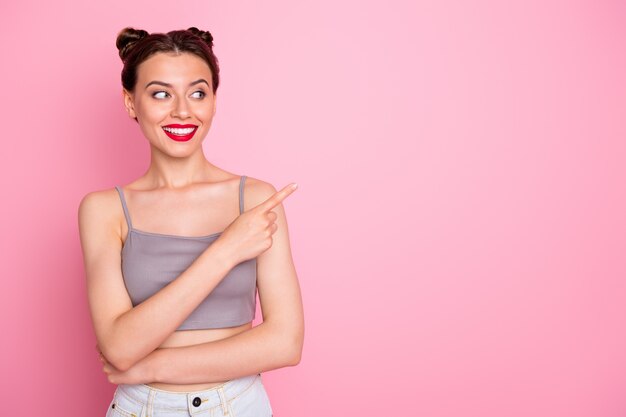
[241, 176, 281, 211]
[77, 187, 124, 245]
[78, 187, 122, 225]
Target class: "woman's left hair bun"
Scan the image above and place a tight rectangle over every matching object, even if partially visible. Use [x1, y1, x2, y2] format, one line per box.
[116, 27, 149, 61]
[186, 27, 214, 47]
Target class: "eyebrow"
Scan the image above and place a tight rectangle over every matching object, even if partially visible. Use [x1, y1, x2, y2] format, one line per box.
[145, 79, 210, 89]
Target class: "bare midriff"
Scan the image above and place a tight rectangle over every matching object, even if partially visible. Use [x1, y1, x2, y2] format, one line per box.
[146, 321, 253, 392]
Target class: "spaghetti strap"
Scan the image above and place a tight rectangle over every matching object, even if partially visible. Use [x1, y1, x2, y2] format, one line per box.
[114, 185, 133, 230]
[239, 176, 247, 214]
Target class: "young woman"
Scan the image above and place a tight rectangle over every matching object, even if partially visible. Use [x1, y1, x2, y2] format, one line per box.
[78, 27, 304, 417]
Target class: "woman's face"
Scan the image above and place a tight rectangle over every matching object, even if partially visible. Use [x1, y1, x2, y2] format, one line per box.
[122, 52, 216, 156]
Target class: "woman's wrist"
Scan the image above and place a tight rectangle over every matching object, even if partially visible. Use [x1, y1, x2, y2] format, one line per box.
[206, 238, 238, 271]
[146, 348, 168, 383]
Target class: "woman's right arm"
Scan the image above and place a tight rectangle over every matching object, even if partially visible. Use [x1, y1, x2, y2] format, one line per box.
[78, 190, 235, 372]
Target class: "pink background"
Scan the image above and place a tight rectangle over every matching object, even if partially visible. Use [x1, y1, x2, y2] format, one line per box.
[1, 0, 625, 415]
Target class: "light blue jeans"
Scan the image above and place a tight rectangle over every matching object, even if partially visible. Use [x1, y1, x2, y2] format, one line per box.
[105, 373, 273, 417]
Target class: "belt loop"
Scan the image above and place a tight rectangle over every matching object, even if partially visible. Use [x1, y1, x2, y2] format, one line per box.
[146, 389, 156, 417]
[217, 386, 229, 415]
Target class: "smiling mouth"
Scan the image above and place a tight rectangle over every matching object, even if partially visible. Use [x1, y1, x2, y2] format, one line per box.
[162, 126, 197, 135]
[162, 125, 198, 141]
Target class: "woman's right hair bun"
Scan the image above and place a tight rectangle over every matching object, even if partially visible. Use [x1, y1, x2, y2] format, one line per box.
[116, 27, 149, 61]
[187, 27, 214, 47]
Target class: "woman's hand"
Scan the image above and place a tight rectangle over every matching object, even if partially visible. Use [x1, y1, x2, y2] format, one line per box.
[216, 182, 298, 266]
[96, 343, 156, 385]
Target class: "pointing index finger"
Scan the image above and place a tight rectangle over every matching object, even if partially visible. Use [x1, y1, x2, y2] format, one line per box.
[258, 183, 298, 212]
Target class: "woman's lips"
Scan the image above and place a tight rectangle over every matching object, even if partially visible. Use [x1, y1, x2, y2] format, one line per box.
[162, 126, 198, 142]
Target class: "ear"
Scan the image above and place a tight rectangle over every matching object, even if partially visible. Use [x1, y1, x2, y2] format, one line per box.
[213, 93, 217, 117]
[122, 89, 137, 120]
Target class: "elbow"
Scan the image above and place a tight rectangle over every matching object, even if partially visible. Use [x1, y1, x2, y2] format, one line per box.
[285, 330, 304, 366]
[289, 348, 302, 366]
[109, 345, 142, 372]
[98, 318, 142, 372]
[103, 349, 133, 372]
[100, 341, 135, 372]
[110, 356, 134, 373]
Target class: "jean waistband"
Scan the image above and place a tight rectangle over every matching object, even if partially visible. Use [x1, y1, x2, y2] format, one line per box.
[115, 373, 260, 414]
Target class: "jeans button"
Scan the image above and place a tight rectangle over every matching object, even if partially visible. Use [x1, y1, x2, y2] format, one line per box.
[192, 396, 202, 407]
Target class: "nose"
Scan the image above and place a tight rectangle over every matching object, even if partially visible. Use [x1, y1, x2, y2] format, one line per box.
[171, 96, 191, 119]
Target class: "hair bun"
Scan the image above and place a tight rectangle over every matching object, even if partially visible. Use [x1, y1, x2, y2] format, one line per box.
[116, 27, 149, 61]
[187, 27, 214, 47]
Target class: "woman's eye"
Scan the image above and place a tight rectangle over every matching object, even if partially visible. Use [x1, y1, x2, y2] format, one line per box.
[151, 90, 205, 99]
[152, 91, 169, 99]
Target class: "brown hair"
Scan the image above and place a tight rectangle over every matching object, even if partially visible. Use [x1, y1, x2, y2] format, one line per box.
[115, 27, 220, 94]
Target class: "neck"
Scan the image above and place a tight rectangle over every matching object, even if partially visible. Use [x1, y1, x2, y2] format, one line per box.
[143, 147, 216, 189]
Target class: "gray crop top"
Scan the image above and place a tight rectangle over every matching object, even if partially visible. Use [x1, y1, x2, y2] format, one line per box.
[114, 176, 257, 330]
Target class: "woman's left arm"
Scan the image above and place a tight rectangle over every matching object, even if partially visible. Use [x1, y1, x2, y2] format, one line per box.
[104, 181, 304, 384]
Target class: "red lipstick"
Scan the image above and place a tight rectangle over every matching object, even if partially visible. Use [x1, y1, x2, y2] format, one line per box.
[162, 124, 198, 142]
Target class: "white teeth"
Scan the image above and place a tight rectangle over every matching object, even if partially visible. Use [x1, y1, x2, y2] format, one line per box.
[163, 126, 196, 135]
